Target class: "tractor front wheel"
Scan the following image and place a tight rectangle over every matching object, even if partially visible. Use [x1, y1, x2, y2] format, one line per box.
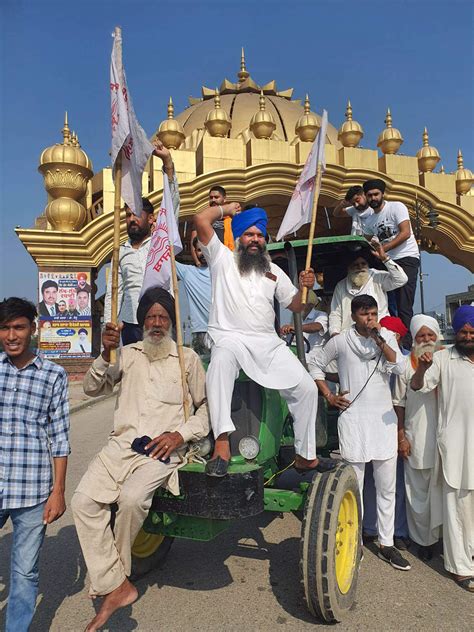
[130, 529, 174, 580]
[300, 462, 361, 623]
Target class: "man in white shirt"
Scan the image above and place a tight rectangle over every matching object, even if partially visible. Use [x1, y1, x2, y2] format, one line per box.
[329, 243, 407, 336]
[194, 203, 336, 477]
[362, 179, 420, 342]
[333, 185, 373, 236]
[309, 294, 410, 571]
[411, 305, 474, 591]
[280, 293, 328, 354]
[104, 141, 179, 345]
[393, 314, 442, 560]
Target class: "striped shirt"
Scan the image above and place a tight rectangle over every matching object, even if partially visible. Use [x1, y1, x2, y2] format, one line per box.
[0, 352, 70, 509]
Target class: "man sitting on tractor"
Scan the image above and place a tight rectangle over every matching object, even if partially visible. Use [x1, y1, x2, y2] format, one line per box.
[194, 202, 336, 477]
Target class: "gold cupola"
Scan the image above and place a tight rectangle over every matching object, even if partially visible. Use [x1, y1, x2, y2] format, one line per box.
[204, 89, 231, 137]
[338, 100, 364, 148]
[455, 149, 473, 195]
[295, 94, 319, 142]
[416, 127, 440, 172]
[377, 108, 404, 155]
[157, 97, 185, 149]
[38, 112, 93, 231]
[250, 90, 276, 139]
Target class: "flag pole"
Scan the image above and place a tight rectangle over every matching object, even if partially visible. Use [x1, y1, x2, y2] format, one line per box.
[170, 243, 190, 420]
[301, 161, 322, 304]
[110, 25, 123, 364]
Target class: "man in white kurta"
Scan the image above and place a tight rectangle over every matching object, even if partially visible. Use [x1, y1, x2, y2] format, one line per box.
[309, 294, 411, 570]
[392, 314, 442, 556]
[194, 203, 333, 477]
[411, 305, 474, 590]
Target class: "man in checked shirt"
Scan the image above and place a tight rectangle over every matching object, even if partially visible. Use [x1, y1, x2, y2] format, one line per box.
[0, 297, 70, 632]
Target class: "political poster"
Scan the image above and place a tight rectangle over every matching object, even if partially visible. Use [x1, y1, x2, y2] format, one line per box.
[38, 271, 92, 358]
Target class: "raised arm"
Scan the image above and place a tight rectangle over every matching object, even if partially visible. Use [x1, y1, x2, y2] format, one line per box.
[287, 269, 316, 313]
[193, 202, 241, 246]
[333, 199, 352, 218]
[83, 323, 123, 396]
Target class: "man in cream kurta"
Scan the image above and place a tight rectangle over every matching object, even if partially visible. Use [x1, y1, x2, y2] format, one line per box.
[194, 203, 333, 477]
[72, 288, 209, 630]
[393, 314, 442, 556]
[411, 305, 474, 590]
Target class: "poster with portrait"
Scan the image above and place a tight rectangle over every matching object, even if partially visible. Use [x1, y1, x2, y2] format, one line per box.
[38, 271, 92, 358]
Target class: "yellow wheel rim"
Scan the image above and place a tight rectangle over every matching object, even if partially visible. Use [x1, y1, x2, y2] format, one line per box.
[335, 490, 358, 594]
[131, 528, 165, 559]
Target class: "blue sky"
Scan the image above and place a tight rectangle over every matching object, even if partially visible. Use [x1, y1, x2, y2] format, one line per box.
[1, 0, 472, 314]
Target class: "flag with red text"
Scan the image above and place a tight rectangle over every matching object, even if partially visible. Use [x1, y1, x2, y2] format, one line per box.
[110, 30, 153, 217]
[276, 109, 328, 240]
[141, 174, 182, 296]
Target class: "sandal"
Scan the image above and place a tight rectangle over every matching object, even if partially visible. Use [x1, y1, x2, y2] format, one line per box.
[294, 457, 338, 474]
[454, 576, 474, 592]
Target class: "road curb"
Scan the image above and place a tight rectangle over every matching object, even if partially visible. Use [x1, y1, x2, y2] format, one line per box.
[70, 390, 116, 414]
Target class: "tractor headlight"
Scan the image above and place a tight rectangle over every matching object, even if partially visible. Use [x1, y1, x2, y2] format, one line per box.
[238, 435, 260, 460]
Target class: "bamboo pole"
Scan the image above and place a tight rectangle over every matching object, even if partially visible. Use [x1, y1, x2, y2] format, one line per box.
[169, 242, 190, 421]
[301, 161, 323, 304]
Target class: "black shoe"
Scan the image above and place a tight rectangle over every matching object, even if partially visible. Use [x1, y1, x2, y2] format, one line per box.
[362, 531, 377, 545]
[294, 457, 338, 474]
[394, 536, 410, 551]
[378, 546, 411, 570]
[417, 544, 434, 561]
[205, 456, 229, 477]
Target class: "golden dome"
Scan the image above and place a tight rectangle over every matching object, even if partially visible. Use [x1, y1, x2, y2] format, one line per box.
[455, 149, 473, 195]
[295, 94, 319, 142]
[338, 100, 364, 148]
[161, 53, 341, 148]
[39, 112, 93, 171]
[157, 97, 185, 149]
[204, 89, 231, 137]
[377, 108, 403, 155]
[249, 90, 276, 139]
[416, 127, 440, 172]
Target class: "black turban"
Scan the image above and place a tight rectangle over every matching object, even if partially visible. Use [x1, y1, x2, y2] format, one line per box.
[136, 287, 176, 327]
[363, 178, 386, 194]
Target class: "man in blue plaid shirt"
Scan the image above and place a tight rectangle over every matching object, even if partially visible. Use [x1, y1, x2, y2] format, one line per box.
[0, 297, 70, 632]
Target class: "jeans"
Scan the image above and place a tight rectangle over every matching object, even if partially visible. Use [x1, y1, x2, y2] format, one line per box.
[121, 321, 143, 345]
[363, 458, 408, 539]
[393, 256, 420, 347]
[0, 501, 46, 632]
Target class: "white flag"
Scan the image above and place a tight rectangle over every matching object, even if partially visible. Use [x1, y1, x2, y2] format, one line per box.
[141, 174, 182, 297]
[276, 109, 328, 240]
[110, 31, 154, 217]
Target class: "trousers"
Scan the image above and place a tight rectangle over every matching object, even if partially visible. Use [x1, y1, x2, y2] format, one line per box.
[206, 346, 318, 460]
[72, 458, 171, 595]
[0, 501, 46, 632]
[393, 256, 419, 347]
[351, 455, 397, 547]
[363, 456, 408, 538]
[404, 464, 442, 546]
[442, 478, 474, 576]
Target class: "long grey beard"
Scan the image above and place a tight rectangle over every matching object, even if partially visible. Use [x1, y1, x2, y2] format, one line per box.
[142, 329, 173, 361]
[235, 242, 271, 276]
[349, 270, 370, 288]
[413, 340, 437, 358]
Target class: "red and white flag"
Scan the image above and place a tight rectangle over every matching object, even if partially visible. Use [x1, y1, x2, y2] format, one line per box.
[110, 30, 154, 217]
[141, 174, 182, 297]
[276, 109, 328, 240]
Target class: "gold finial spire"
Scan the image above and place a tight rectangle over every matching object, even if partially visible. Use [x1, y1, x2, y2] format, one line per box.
[238, 47, 250, 83]
[250, 90, 276, 139]
[296, 93, 319, 143]
[455, 148, 473, 195]
[377, 107, 403, 154]
[440, 165, 445, 174]
[62, 111, 71, 145]
[205, 88, 231, 137]
[417, 126, 440, 172]
[338, 99, 364, 148]
[157, 96, 185, 149]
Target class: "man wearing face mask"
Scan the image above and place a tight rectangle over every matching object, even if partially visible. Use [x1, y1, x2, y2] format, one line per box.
[104, 141, 179, 345]
[329, 241, 407, 336]
[333, 185, 373, 236]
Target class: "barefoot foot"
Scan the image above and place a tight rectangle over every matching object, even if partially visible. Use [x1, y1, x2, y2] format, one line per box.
[85, 578, 138, 631]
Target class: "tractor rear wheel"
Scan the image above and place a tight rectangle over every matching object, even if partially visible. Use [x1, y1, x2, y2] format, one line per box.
[130, 529, 174, 580]
[300, 462, 361, 623]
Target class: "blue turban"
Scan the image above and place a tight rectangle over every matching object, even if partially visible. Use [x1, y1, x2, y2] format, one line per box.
[452, 304, 474, 333]
[231, 207, 268, 239]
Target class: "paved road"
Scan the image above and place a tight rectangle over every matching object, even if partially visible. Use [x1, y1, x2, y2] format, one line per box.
[1, 397, 472, 631]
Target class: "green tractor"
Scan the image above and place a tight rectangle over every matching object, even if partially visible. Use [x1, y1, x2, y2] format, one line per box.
[131, 236, 373, 623]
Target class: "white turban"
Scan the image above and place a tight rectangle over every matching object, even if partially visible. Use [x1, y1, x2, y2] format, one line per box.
[410, 314, 440, 341]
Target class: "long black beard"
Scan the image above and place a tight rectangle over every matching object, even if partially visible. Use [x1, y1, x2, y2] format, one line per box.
[236, 242, 271, 276]
[455, 341, 474, 357]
